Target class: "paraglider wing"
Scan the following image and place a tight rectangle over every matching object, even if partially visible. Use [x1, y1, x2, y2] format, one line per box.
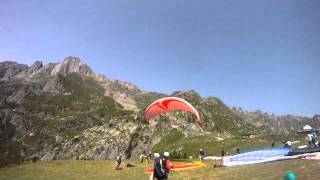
[144, 97, 203, 129]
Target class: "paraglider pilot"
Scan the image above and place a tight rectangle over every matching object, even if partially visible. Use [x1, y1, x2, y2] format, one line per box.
[221, 148, 225, 166]
[199, 148, 206, 160]
[271, 139, 275, 148]
[115, 153, 122, 170]
[152, 152, 172, 180]
[236, 148, 240, 154]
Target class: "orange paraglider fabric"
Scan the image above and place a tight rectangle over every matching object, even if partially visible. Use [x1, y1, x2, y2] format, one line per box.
[144, 97, 203, 130]
[145, 161, 206, 174]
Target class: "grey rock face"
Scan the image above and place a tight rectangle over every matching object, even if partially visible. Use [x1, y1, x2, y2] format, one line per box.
[231, 107, 319, 134]
[29, 61, 43, 75]
[50, 57, 93, 76]
[1, 56, 93, 81]
[0, 61, 28, 80]
[43, 74, 65, 93]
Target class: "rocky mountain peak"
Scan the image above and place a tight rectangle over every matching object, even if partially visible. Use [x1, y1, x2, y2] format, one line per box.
[51, 56, 93, 76]
[0, 57, 94, 81]
[29, 61, 43, 74]
[171, 90, 201, 99]
[313, 114, 320, 122]
[206, 96, 224, 106]
[0, 61, 29, 80]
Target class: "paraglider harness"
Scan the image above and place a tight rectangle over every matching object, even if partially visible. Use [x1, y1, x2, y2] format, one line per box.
[154, 157, 168, 179]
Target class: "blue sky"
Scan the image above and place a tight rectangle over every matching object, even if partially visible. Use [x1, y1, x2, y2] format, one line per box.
[1, 0, 319, 117]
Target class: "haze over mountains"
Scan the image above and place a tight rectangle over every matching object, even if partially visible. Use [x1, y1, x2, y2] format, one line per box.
[0, 57, 319, 166]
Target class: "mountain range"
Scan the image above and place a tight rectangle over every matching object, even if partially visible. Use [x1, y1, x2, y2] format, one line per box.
[1, 56, 319, 166]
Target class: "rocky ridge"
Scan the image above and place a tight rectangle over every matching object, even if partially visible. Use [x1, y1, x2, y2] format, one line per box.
[0, 57, 319, 166]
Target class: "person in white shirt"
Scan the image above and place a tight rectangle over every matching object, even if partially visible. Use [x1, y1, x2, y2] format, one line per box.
[306, 133, 313, 147]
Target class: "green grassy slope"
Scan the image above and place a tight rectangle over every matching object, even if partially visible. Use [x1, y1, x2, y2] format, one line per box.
[152, 129, 307, 159]
[0, 159, 319, 180]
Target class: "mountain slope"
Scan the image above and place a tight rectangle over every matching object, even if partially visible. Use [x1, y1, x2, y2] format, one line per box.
[0, 57, 319, 166]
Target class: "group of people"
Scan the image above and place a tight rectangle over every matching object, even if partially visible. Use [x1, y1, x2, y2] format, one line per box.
[271, 139, 292, 148]
[152, 152, 172, 180]
[115, 151, 172, 180]
[140, 150, 153, 163]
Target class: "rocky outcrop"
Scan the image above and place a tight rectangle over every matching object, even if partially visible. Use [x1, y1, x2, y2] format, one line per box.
[54, 116, 154, 160]
[231, 108, 320, 134]
[50, 57, 93, 77]
[0, 56, 93, 81]
[43, 74, 65, 93]
[0, 61, 28, 80]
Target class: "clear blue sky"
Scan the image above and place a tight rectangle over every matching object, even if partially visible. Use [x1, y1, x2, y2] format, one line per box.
[1, 0, 319, 117]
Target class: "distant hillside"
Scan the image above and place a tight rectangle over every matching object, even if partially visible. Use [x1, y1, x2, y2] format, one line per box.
[0, 57, 319, 166]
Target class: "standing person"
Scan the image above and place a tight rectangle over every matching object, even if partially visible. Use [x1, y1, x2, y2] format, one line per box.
[271, 139, 275, 148]
[307, 133, 313, 147]
[199, 148, 205, 161]
[140, 151, 146, 163]
[236, 148, 240, 154]
[148, 151, 152, 161]
[115, 154, 122, 170]
[32, 155, 38, 163]
[163, 152, 172, 180]
[153, 153, 165, 180]
[145, 151, 150, 164]
[311, 130, 318, 147]
[221, 148, 225, 166]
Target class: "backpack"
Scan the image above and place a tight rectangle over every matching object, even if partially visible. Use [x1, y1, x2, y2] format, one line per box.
[162, 158, 168, 173]
[154, 158, 166, 178]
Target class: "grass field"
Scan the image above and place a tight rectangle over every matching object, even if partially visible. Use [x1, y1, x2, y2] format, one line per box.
[152, 132, 307, 159]
[1, 159, 320, 180]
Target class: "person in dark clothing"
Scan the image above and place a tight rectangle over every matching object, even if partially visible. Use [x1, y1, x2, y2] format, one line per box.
[236, 148, 240, 154]
[115, 154, 122, 170]
[221, 148, 225, 157]
[199, 148, 206, 160]
[153, 153, 166, 180]
[32, 155, 38, 163]
[148, 151, 152, 161]
[162, 152, 172, 180]
[271, 139, 275, 148]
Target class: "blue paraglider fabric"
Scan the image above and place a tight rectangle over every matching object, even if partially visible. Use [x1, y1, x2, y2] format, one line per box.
[223, 148, 296, 167]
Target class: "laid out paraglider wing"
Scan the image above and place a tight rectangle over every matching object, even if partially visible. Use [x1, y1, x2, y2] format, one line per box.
[144, 97, 203, 130]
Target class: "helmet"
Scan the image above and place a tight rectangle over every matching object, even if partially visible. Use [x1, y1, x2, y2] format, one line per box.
[164, 152, 170, 157]
[154, 153, 160, 158]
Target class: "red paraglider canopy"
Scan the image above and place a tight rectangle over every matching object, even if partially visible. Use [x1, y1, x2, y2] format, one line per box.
[144, 97, 203, 131]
